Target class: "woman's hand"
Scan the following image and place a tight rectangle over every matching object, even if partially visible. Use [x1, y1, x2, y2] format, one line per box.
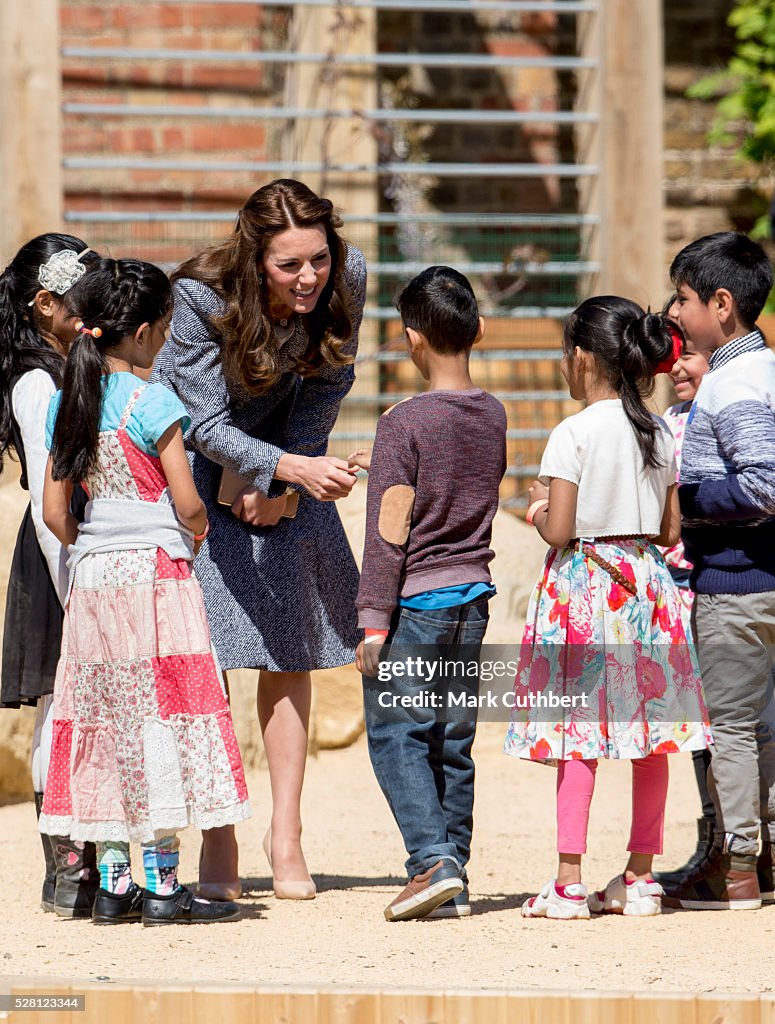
[528, 479, 550, 505]
[277, 454, 357, 501]
[347, 448, 372, 472]
[232, 487, 288, 527]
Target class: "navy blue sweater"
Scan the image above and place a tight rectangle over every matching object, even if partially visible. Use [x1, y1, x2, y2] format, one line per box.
[679, 330, 775, 594]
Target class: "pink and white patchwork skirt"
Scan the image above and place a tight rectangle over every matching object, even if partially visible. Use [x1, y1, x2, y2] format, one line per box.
[39, 548, 251, 844]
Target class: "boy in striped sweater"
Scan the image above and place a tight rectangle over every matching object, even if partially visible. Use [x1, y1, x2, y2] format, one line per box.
[663, 231, 775, 911]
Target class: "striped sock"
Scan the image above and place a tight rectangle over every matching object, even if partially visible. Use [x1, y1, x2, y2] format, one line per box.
[142, 837, 180, 896]
[96, 841, 133, 894]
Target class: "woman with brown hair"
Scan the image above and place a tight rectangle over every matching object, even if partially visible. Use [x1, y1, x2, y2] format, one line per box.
[153, 179, 365, 900]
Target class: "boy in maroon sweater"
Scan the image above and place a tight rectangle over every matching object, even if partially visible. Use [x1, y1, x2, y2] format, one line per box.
[352, 266, 506, 921]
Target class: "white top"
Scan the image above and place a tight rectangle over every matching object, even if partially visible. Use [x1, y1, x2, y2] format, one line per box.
[67, 496, 194, 597]
[538, 399, 677, 538]
[11, 369, 69, 606]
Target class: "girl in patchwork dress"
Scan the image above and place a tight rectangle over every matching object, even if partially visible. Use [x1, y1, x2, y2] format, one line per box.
[39, 258, 250, 926]
[505, 296, 711, 920]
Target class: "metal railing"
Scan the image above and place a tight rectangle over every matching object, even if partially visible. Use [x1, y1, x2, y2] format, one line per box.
[61, 0, 599, 505]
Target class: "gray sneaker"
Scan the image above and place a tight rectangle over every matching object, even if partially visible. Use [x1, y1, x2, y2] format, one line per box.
[427, 886, 471, 919]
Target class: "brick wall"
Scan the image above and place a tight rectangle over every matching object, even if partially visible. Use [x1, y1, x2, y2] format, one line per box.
[61, 0, 288, 264]
[61, 1, 574, 275]
[662, 0, 772, 266]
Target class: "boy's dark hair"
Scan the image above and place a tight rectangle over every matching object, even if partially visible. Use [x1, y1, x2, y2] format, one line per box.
[564, 296, 674, 469]
[51, 258, 172, 483]
[670, 231, 773, 327]
[396, 266, 479, 354]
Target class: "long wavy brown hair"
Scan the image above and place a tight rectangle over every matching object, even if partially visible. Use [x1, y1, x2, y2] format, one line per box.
[173, 179, 355, 395]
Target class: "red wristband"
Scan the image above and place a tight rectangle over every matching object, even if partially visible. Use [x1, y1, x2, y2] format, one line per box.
[193, 520, 210, 542]
[364, 628, 389, 645]
[526, 499, 549, 526]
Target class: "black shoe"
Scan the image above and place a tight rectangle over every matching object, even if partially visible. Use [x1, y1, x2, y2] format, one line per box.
[759, 841, 774, 902]
[34, 793, 57, 914]
[653, 816, 715, 888]
[92, 884, 144, 925]
[142, 886, 241, 927]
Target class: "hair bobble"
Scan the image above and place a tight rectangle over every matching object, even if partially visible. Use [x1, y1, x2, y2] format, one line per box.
[75, 320, 103, 339]
[653, 324, 683, 376]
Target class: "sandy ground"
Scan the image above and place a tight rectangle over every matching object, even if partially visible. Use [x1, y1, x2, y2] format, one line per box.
[2, 457, 773, 998]
[1, 722, 773, 996]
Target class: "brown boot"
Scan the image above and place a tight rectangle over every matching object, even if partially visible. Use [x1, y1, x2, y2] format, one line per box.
[384, 860, 464, 922]
[662, 844, 761, 911]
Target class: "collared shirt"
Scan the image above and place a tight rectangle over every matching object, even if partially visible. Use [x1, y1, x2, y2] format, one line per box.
[708, 328, 766, 372]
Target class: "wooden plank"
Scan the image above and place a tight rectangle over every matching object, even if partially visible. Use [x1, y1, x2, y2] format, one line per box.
[254, 987, 319, 1024]
[379, 989, 445, 1024]
[0, 0, 63, 261]
[317, 989, 381, 1024]
[569, 992, 633, 1024]
[695, 994, 761, 1024]
[443, 990, 507, 1024]
[632, 992, 696, 1024]
[8, 981, 73, 1024]
[759, 995, 775, 1024]
[600, 1, 664, 307]
[131, 985, 194, 1023]
[78, 986, 135, 1024]
[193, 986, 256, 1024]
[502, 991, 570, 1024]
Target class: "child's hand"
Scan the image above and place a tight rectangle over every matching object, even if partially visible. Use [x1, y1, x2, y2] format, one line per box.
[347, 448, 372, 472]
[355, 636, 384, 677]
[233, 487, 287, 526]
[528, 479, 549, 504]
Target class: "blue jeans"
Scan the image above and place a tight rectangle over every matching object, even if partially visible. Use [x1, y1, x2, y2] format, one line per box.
[363, 598, 490, 879]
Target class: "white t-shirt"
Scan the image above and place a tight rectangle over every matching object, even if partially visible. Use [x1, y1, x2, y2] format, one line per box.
[11, 369, 69, 605]
[538, 399, 676, 538]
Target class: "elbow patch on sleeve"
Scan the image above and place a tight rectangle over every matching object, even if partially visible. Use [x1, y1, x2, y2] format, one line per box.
[378, 484, 415, 544]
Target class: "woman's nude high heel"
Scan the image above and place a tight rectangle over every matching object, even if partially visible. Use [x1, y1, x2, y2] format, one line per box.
[263, 828, 316, 900]
[197, 844, 242, 901]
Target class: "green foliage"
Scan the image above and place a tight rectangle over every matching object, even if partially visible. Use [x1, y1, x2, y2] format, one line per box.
[687, 0, 775, 166]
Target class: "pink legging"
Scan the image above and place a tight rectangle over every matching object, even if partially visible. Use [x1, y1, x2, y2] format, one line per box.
[556, 754, 669, 855]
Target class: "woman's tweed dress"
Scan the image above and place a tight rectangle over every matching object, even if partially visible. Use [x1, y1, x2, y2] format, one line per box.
[152, 246, 366, 672]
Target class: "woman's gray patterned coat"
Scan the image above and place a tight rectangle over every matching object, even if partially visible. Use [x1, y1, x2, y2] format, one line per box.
[152, 246, 366, 671]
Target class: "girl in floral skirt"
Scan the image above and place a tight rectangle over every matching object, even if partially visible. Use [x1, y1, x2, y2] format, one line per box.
[505, 296, 711, 920]
[39, 258, 250, 926]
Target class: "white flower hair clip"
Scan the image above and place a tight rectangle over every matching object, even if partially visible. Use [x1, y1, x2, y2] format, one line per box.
[28, 247, 91, 305]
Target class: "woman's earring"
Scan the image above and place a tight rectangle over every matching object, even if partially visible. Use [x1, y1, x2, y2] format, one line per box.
[258, 273, 263, 285]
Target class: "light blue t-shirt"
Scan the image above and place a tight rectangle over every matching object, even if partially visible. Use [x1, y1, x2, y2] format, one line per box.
[45, 372, 191, 458]
[399, 582, 496, 610]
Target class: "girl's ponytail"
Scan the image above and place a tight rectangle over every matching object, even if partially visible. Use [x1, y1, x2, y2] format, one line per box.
[50, 326, 110, 482]
[563, 297, 674, 470]
[49, 257, 172, 483]
[619, 312, 674, 469]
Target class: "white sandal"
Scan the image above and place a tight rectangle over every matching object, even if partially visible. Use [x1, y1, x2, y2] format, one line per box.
[588, 874, 662, 916]
[522, 879, 590, 920]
